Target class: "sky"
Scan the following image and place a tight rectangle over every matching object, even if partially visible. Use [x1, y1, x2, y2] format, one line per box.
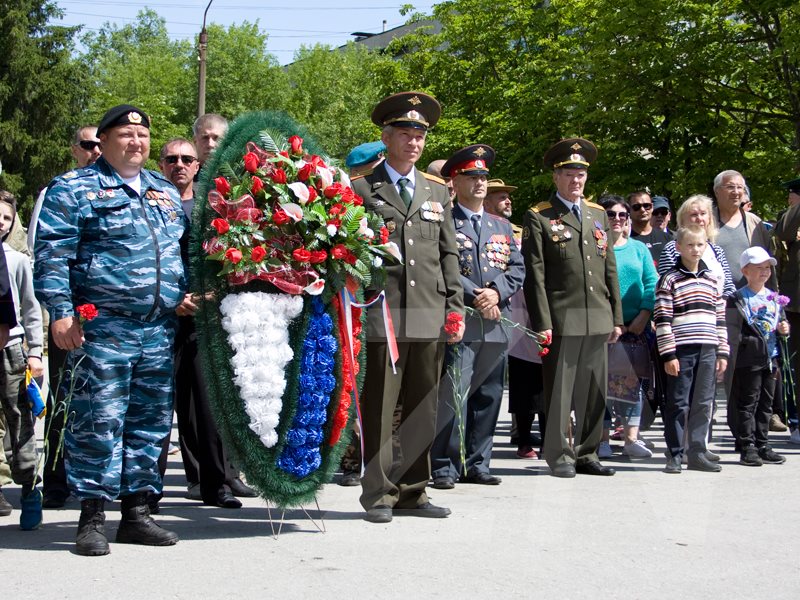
[52, 0, 438, 64]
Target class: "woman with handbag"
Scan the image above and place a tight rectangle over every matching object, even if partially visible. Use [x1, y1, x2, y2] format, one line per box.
[600, 196, 659, 458]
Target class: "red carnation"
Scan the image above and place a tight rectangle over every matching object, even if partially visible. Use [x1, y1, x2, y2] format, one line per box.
[243, 151, 260, 174]
[251, 246, 267, 262]
[307, 186, 318, 203]
[292, 247, 312, 263]
[344, 251, 357, 265]
[538, 347, 550, 357]
[309, 250, 328, 264]
[251, 176, 264, 195]
[329, 203, 345, 216]
[225, 248, 243, 264]
[76, 303, 98, 322]
[215, 177, 231, 196]
[211, 218, 230, 234]
[279, 150, 289, 159]
[331, 244, 349, 260]
[444, 312, 463, 336]
[298, 163, 314, 182]
[288, 135, 304, 155]
[271, 168, 287, 184]
[272, 210, 290, 226]
[380, 226, 389, 244]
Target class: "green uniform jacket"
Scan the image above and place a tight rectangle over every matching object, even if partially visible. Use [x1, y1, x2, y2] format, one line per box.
[352, 162, 464, 340]
[522, 194, 623, 336]
[774, 202, 800, 312]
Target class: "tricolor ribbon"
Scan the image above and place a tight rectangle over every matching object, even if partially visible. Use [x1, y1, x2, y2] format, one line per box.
[337, 288, 399, 471]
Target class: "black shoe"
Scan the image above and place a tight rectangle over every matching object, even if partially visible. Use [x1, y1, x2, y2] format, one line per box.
[147, 492, 161, 515]
[431, 476, 455, 490]
[76, 499, 110, 556]
[576, 461, 616, 476]
[0, 490, 12, 517]
[393, 502, 451, 518]
[364, 505, 393, 523]
[116, 493, 178, 546]
[42, 492, 68, 509]
[550, 463, 576, 478]
[704, 450, 721, 462]
[461, 472, 502, 485]
[339, 470, 361, 487]
[740, 446, 763, 467]
[228, 478, 258, 498]
[664, 456, 682, 474]
[758, 446, 786, 465]
[209, 488, 242, 509]
[687, 453, 722, 472]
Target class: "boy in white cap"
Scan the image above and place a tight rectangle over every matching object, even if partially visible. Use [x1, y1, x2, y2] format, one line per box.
[728, 246, 789, 466]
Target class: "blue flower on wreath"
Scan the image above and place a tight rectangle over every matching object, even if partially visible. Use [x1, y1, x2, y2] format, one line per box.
[278, 296, 339, 479]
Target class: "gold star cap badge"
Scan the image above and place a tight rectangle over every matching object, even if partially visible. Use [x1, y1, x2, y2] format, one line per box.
[543, 137, 597, 170]
[128, 112, 142, 124]
[372, 92, 441, 130]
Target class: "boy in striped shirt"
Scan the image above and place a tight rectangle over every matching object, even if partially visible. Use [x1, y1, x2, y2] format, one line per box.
[654, 224, 729, 473]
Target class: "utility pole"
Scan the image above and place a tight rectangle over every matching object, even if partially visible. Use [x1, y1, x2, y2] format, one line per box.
[197, 0, 214, 118]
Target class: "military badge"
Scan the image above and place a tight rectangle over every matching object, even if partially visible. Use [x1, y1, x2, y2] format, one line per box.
[128, 111, 143, 124]
[86, 192, 96, 200]
[386, 221, 396, 232]
[593, 221, 608, 257]
[63, 171, 78, 180]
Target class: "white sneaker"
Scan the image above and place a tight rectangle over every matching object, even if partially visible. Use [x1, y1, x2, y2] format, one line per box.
[598, 441, 613, 458]
[790, 429, 800, 445]
[623, 439, 653, 458]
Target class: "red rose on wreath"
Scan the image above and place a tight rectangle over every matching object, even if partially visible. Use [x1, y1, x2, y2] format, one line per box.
[250, 246, 267, 262]
[215, 177, 231, 196]
[331, 244, 349, 260]
[271, 168, 287, 184]
[211, 218, 230, 234]
[344, 251, 357, 265]
[292, 247, 312, 263]
[273, 210, 290, 225]
[251, 176, 264, 195]
[279, 150, 289, 159]
[341, 187, 355, 204]
[298, 163, 314, 182]
[243, 152, 260, 174]
[288, 135, 304, 155]
[324, 183, 344, 199]
[307, 186, 318, 203]
[309, 250, 328, 264]
[76, 303, 98, 322]
[329, 203, 344, 216]
[353, 193, 364, 207]
[225, 248, 243, 264]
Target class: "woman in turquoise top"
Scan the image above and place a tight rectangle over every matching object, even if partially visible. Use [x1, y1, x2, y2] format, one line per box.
[600, 196, 658, 458]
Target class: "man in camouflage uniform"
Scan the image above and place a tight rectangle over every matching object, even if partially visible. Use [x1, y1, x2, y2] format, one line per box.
[34, 105, 188, 556]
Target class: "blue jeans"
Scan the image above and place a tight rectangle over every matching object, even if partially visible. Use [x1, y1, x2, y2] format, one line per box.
[663, 344, 717, 457]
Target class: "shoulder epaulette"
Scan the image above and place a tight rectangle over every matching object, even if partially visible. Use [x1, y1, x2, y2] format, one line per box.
[422, 172, 446, 185]
[586, 201, 602, 210]
[512, 223, 523, 236]
[531, 201, 552, 214]
[350, 170, 371, 181]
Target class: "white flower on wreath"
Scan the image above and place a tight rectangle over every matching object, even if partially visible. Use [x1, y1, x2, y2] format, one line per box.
[219, 292, 304, 448]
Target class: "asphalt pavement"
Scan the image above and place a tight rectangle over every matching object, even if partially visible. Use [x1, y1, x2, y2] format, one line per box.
[2, 400, 799, 600]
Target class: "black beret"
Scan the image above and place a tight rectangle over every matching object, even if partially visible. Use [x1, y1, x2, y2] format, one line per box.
[97, 104, 151, 135]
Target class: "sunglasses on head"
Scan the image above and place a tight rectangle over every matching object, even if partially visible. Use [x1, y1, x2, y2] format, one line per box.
[78, 140, 101, 151]
[653, 208, 669, 217]
[163, 155, 197, 165]
[631, 203, 653, 211]
[606, 210, 628, 220]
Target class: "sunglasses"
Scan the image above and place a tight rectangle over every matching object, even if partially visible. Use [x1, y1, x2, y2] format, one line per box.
[631, 203, 653, 211]
[606, 210, 628, 220]
[78, 140, 101, 151]
[163, 155, 197, 165]
[653, 208, 669, 217]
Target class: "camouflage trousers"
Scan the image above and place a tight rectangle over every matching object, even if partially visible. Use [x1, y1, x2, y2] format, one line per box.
[0, 342, 37, 486]
[64, 313, 176, 501]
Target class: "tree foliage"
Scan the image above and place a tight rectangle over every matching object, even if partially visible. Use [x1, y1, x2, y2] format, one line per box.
[0, 0, 86, 210]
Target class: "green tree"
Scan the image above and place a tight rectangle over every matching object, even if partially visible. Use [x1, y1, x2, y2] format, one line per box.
[0, 0, 86, 212]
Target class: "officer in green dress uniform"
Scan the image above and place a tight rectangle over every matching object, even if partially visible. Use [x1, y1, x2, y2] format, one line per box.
[351, 92, 465, 523]
[521, 138, 623, 478]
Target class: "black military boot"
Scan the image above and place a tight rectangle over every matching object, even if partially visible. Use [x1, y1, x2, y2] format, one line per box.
[76, 499, 110, 556]
[116, 492, 178, 546]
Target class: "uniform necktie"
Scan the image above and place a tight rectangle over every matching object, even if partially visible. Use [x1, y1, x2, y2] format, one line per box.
[571, 204, 581, 221]
[471, 213, 482, 239]
[397, 177, 412, 207]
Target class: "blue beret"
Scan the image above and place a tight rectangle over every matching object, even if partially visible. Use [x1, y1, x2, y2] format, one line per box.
[346, 141, 386, 168]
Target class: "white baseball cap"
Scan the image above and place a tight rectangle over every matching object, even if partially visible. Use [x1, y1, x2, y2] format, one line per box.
[740, 246, 777, 269]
